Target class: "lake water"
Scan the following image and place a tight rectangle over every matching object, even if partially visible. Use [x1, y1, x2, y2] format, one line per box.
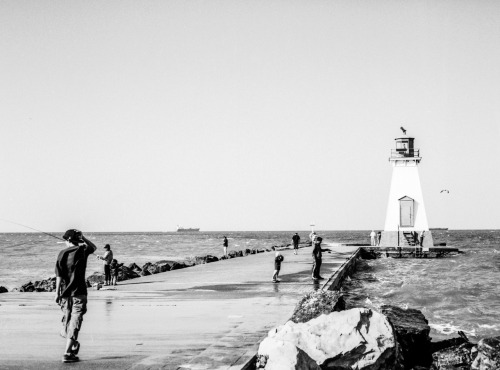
[1, 229, 498, 341]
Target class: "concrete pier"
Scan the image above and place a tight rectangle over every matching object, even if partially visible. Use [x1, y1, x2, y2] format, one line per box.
[0, 244, 359, 370]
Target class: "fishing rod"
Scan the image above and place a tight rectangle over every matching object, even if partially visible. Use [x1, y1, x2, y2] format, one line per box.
[0, 219, 65, 241]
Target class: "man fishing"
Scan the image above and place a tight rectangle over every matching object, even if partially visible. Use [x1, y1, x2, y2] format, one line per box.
[55, 229, 97, 363]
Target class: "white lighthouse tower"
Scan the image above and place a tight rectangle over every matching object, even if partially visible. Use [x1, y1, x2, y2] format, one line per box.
[379, 132, 434, 248]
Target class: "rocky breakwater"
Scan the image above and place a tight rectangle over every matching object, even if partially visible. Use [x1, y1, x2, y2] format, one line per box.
[10, 242, 298, 292]
[255, 290, 500, 370]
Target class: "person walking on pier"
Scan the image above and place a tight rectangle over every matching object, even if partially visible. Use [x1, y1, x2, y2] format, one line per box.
[55, 229, 97, 363]
[223, 236, 228, 257]
[311, 236, 330, 280]
[370, 230, 376, 246]
[97, 244, 113, 286]
[272, 251, 284, 283]
[292, 233, 300, 254]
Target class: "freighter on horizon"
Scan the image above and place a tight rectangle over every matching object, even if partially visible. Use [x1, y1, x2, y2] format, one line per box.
[176, 225, 200, 232]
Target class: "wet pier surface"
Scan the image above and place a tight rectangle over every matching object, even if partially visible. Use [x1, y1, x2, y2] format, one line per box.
[0, 244, 358, 370]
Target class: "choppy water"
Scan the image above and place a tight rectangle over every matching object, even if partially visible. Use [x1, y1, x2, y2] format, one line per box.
[1, 229, 499, 341]
[343, 230, 500, 342]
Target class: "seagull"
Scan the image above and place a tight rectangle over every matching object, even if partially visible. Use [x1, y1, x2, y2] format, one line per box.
[440, 190, 450, 193]
[400, 126, 407, 135]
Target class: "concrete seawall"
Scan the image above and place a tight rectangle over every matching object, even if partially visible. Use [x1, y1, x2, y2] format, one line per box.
[0, 243, 359, 370]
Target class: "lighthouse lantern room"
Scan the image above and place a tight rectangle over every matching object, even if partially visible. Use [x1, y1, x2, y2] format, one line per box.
[379, 134, 434, 248]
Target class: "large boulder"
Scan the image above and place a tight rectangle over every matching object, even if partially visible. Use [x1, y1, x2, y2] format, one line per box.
[381, 305, 432, 368]
[128, 263, 142, 274]
[142, 262, 159, 275]
[431, 342, 475, 369]
[290, 290, 345, 324]
[118, 265, 140, 281]
[87, 272, 105, 285]
[256, 340, 321, 369]
[0, 286, 8, 293]
[34, 277, 56, 292]
[471, 336, 500, 370]
[20, 281, 35, 292]
[258, 307, 401, 370]
[193, 255, 219, 265]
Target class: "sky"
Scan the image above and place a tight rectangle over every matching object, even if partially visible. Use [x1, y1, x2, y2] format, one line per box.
[1, 0, 499, 232]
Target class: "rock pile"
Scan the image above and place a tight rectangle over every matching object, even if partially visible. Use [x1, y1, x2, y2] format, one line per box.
[12, 244, 295, 292]
[256, 290, 500, 370]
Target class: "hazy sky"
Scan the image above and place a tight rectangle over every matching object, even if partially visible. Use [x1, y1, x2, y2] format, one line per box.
[1, 0, 499, 232]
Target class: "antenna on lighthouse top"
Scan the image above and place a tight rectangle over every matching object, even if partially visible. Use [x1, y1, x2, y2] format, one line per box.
[400, 126, 407, 135]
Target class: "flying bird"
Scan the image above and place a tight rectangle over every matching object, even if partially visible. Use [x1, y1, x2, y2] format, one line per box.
[440, 190, 450, 193]
[400, 126, 406, 135]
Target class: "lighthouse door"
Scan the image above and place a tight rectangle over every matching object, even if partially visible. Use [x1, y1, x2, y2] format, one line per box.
[399, 196, 414, 227]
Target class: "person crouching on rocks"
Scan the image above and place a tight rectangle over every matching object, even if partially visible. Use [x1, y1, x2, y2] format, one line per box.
[96, 244, 113, 286]
[272, 251, 284, 283]
[55, 229, 97, 363]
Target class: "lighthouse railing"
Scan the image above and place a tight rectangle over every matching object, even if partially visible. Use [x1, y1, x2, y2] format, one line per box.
[390, 149, 420, 158]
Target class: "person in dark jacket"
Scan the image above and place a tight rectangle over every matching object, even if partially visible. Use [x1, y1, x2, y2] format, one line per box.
[55, 229, 97, 363]
[311, 236, 330, 280]
[272, 251, 284, 282]
[292, 233, 300, 254]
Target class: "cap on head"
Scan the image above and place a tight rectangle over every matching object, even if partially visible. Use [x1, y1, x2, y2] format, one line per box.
[316, 236, 323, 243]
[63, 229, 83, 245]
[104, 244, 110, 250]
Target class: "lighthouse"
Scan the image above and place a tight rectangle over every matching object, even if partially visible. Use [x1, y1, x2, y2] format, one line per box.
[379, 133, 434, 248]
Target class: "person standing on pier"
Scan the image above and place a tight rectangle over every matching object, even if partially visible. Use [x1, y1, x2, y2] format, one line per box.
[419, 230, 425, 247]
[309, 231, 317, 245]
[311, 236, 329, 280]
[370, 230, 376, 246]
[97, 244, 113, 286]
[223, 236, 228, 257]
[292, 233, 300, 254]
[377, 231, 382, 246]
[55, 229, 97, 363]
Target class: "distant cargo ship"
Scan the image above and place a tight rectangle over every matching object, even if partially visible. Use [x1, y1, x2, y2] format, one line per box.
[430, 228, 448, 231]
[176, 225, 200, 232]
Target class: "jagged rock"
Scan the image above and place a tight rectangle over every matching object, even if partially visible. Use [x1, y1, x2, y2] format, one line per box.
[118, 265, 140, 281]
[236, 250, 243, 257]
[258, 307, 401, 370]
[87, 272, 105, 285]
[381, 305, 432, 368]
[156, 261, 172, 272]
[142, 262, 159, 275]
[34, 277, 56, 292]
[290, 290, 345, 324]
[245, 248, 251, 255]
[0, 286, 8, 293]
[471, 336, 500, 370]
[128, 263, 142, 274]
[228, 251, 238, 258]
[170, 261, 187, 270]
[431, 342, 475, 370]
[139, 269, 151, 276]
[430, 335, 469, 354]
[20, 282, 35, 292]
[257, 338, 321, 369]
[251, 249, 256, 254]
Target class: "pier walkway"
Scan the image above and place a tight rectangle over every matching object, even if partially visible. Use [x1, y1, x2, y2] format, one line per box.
[0, 243, 358, 370]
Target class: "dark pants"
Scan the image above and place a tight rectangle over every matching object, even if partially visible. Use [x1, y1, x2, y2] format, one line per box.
[312, 258, 322, 278]
[104, 264, 111, 282]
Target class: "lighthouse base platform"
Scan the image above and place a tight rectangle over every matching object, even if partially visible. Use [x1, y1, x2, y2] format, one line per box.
[359, 246, 461, 259]
[379, 230, 434, 249]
